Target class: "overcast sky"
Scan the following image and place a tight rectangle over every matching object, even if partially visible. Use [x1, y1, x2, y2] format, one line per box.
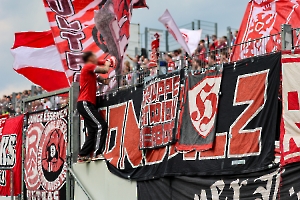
[0, 0, 248, 96]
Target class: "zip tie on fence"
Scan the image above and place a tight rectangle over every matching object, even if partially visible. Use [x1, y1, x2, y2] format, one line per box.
[233, 62, 236, 71]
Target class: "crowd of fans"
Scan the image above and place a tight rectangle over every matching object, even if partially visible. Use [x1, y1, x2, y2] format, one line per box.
[0, 86, 68, 117]
[123, 32, 238, 85]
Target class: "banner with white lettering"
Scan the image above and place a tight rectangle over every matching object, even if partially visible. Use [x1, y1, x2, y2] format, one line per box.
[24, 107, 68, 200]
[176, 66, 222, 151]
[137, 166, 281, 200]
[98, 53, 280, 180]
[0, 115, 23, 196]
[281, 50, 300, 166]
[140, 73, 180, 149]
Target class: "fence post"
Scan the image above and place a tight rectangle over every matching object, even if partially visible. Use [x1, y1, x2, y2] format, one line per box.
[192, 21, 195, 30]
[145, 27, 148, 53]
[166, 31, 169, 52]
[214, 23, 218, 37]
[197, 20, 201, 30]
[227, 26, 232, 47]
[66, 82, 80, 200]
[281, 24, 292, 50]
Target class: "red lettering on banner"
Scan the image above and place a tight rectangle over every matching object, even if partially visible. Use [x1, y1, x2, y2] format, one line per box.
[46, 0, 74, 16]
[65, 52, 83, 71]
[165, 77, 173, 96]
[173, 75, 180, 97]
[288, 91, 300, 110]
[199, 133, 227, 159]
[55, 15, 81, 31]
[60, 32, 85, 51]
[141, 105, 149, 127]
[228, 70, 268, 157]
[151, 83, 158, 102]
[145, 147, 167, 165]
[120, 101, 143, 169]
[157, 79, 166, 100]
[150, 102, 161, 124]
[103, 103, 126, 168]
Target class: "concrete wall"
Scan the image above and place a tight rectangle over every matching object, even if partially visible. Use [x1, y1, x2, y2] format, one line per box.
[73, 160, 137, 200]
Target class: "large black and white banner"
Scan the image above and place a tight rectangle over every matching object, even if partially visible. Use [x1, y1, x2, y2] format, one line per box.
[137, 167, 281, 200]
[98, 53, 281, 180]
[177, 66, 222, 151]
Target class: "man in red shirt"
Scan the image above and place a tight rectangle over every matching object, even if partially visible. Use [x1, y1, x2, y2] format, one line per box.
[77, 51, 113, 163]
[165, 54, 175, 72]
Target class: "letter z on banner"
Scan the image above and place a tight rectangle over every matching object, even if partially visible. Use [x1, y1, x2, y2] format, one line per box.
[281, 50, 300, 166]
[0, 115, 23, 196]
[177, 66, 222, 151]
[24, 108, 68, 199]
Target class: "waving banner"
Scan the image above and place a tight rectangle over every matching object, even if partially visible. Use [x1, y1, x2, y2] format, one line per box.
[159, 9, 191, 56]
[231, 0, 300, 61]
[98, 53, 280, 180]
[180, 29, 202, 54]
[43, 0, 147, 85]
[280, 50, 300, 166]
[177, 66, 222, 151]
[24, 108, 68, 199]
[0, 115, 23, 197]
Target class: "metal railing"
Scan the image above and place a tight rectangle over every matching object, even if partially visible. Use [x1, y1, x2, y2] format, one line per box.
[99, 25, 300, 97]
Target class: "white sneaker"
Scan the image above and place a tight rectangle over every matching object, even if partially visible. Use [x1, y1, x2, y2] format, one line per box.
[92, 154, 105, 161]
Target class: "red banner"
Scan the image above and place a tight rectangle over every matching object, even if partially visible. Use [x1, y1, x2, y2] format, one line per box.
[0, 115, 23, 196]
[281, 50, 300, 166]
[231, 0, 300, 61]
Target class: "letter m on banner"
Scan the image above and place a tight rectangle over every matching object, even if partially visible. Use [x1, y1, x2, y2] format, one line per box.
[281, 50, 300, 166]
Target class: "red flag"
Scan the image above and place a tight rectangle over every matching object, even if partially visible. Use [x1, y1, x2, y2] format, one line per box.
[0, 115, 23, 196]
[231, 0, 300, 61]
[11, 31, 69, 92]
[159, 9, 191, 55]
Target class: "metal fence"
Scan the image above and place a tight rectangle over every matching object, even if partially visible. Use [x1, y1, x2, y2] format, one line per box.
[99, 24, 299, 97]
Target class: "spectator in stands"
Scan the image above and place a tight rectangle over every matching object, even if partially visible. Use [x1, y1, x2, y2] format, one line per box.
[196, 40, 207, 65]
[43, 98, 52, 109]
[217, 36, 228, 49]
[232, 30, 238, 45]
[173, 49, 182, 69]
[206, 54, 216, 69]
[123, 61, 133, 85]
[126, 54, 140, 70]
[165, 53, 175, 72]
[191, 59, 201, 71]
[220, 51, 229, 64]
[209, 35, 218, 51]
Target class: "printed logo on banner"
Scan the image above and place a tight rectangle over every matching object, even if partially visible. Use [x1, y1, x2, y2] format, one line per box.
[189, 77, 221, 138]
[25, 108, 68, 199]
[37, 119, 67, 192]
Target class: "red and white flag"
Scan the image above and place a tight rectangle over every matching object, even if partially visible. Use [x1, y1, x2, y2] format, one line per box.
[159, 9, 191, 55]
[180, 29, 202, 54]
[11, 31, 70, 92]
[281, 50, 300, 166]
[231, 0, 300, 61]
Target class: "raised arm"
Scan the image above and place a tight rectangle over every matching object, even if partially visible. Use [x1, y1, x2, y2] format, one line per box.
[94, 60, 111, 74]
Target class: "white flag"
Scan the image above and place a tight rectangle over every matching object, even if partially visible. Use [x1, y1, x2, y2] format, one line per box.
[180, 29, 202, 54]
[158, 9, 191, 55]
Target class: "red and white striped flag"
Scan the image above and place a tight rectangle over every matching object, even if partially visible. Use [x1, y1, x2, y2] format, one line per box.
[159, 9, 191, 55]
[11, 31, 70, 92]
